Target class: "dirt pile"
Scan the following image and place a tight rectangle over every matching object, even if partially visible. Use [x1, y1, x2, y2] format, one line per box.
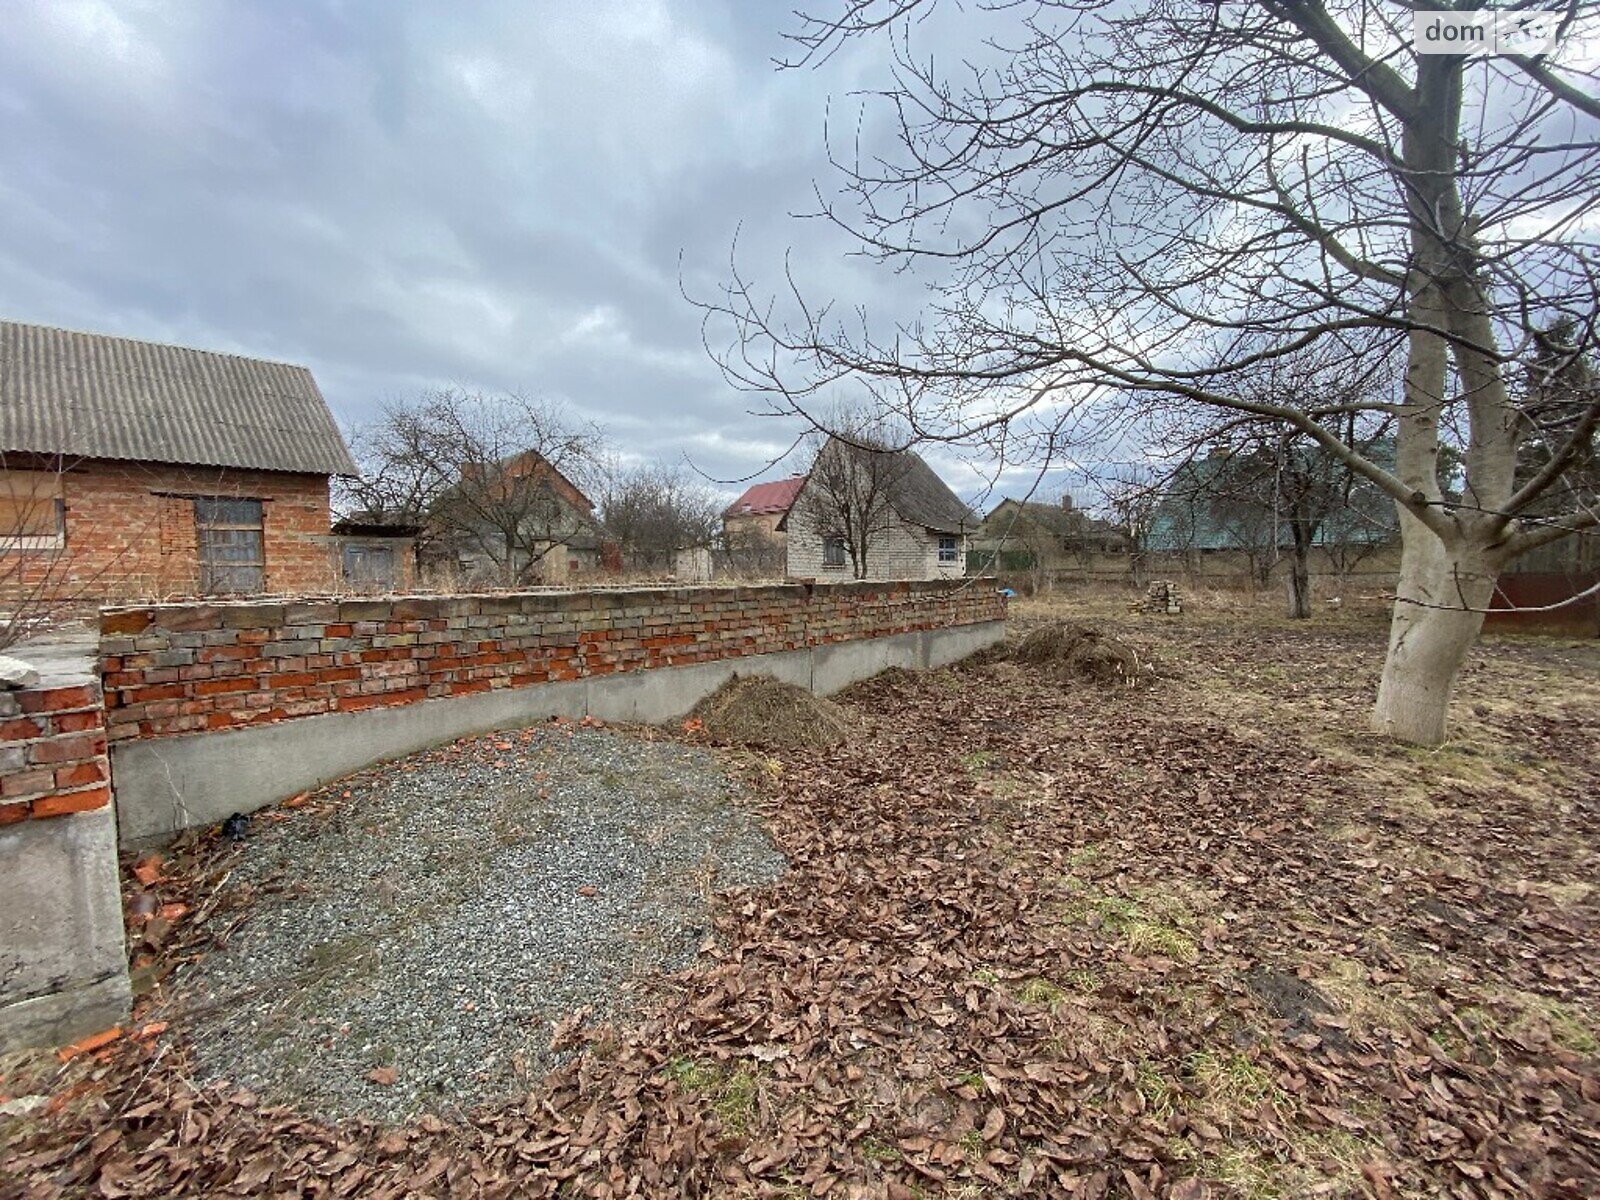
[1014, 621, 1148, 687]
[689, 674, 850, 749]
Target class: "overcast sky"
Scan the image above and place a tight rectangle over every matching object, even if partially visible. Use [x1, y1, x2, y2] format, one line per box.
[0, 0, 1078, 506]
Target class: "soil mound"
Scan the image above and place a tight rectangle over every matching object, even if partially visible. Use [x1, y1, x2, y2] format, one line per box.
[690, 674, 850, 750]
[1014, 621, 1148, 687]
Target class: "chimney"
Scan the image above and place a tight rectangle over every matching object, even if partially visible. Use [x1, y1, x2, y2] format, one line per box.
[1060, 492, 1074, 510]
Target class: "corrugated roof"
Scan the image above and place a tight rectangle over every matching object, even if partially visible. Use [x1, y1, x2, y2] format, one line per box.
[0, 320, 358, 476]
[783, 439, 973, 535]
[724, 476, 806, 517]
[887, 448, 973, 534]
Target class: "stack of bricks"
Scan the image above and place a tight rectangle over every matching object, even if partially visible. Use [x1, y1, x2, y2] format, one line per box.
[0, 681, 110, 825]
[1144, 580, 1182, 614]
[101, 581, 1006, 745]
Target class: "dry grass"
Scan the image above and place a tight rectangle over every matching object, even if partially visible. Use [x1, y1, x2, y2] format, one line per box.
[1013, 620, 1150, 686]
[689, 674, 851, 751]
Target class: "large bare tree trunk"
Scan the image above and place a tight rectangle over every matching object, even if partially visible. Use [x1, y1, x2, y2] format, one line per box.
[1373, 523, 1497, 744]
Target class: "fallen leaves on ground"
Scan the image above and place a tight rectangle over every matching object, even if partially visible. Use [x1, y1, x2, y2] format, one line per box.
[2, 602, 1597, 1199]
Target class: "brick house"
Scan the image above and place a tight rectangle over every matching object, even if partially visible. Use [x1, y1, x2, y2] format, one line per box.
[429, 448, 613, 585]
[782, 438, 973, 581]
[0, 321, 357, 607]
[722, 475, 806, 551]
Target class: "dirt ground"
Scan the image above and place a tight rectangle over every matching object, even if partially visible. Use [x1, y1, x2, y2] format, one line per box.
[3, 590, 1597, 1199]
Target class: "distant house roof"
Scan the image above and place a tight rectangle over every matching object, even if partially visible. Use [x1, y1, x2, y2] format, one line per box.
[724, 475, 806, 518]
[0, 320, 358, 476]
[1146, 443, 1399, 552]
[486, 448, 596, 514]
[780, 439, 974, 536]
[979, 498, 1124, 546]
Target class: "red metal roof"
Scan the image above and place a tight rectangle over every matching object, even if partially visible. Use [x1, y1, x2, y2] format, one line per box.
[724, 475, 806, 517]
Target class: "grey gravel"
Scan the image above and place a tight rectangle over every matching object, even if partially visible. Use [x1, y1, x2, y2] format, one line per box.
[179, 723, 786, 1123]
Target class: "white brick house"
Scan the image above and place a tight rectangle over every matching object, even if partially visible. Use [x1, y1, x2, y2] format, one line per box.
[780, 438, 972, 580]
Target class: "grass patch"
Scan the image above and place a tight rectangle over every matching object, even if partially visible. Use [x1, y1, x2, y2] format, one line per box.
[1168, 1129, 1382, 1200]
[1314, 956, 1423, 1036]
[665, 1056, 760, 1134]
[1500, 989, 1598, 1057]
[960, 750, 999, 773]
[1185, 1050, 1279, 1120]
[1055, 883, 1200, 962]
[1015, 977, 1068, 1009]
[1061, 967, 1100, 993]
[860, 1136, 900, 1164]
[1135, 1060, 1179, 1117]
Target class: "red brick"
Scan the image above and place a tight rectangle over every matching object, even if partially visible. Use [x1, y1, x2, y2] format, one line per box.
[31, 786, 111, 818]
[51, 710, 104, 734]
[192, 677, 257, 697]
[29, 734, 108, 765]
[0, 717, 46, 740]
[56, 760, 108, 788]
[124, 683, 186, 705]
[101, 610, 153, 635]
[0, 800, 30, 826]
[2, 768, 55, 798]
[18, 685, 99, 714]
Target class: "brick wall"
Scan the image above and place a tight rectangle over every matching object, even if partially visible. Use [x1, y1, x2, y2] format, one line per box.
[0, 682, 110, 826]
[99, 581, 1004, 744]
[0, 458, 338, 606]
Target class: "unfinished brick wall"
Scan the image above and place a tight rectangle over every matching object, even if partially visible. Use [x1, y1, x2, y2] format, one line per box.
[0, 458, 338, 606]
[0, 682, 110, 825]
[99, 581, 1005, 743]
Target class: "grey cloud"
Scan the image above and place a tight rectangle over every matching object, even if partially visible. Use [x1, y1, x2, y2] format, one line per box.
[0, 0, 1013, 498]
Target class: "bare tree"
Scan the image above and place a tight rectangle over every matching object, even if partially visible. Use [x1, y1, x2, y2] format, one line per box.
[1, 455, 80, 651]
[342, 389, 607, 587]
[1096, 466, 1163, 588]
[0, 454, 168, 650]
[789, 419, 915, 579]
[720, 519, 789, 578]
[704, 2, 1600, 745]
[596, 462, 722, 572]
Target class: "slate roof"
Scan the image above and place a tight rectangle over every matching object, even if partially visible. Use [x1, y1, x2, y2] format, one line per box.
[984, 498, 1085, 536]
[724, 476, 806, 518]
[0, 320, 357, 476]
[977, 498, 1124, 546]
[887, 449, 974, 534]
[782, 439, 973, 535]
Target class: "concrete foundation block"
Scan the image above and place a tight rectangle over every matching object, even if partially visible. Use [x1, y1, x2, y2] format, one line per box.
[112, 678, 588, 844]
[925, 620, 1007, 669]
[0, 806, 130, 1052]
[811, 629, 925, 695]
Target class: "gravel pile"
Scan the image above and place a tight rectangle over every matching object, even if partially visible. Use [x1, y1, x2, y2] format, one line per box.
[179, 722, 786, 1123]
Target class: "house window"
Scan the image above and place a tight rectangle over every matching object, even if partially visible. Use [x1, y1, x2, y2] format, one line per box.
[938, 536, 959, 563]
[0, 471, 65, 550]
[341, 542, 396, 590]
[822, 536, 847, 568]
[195, 497, 265, 594]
